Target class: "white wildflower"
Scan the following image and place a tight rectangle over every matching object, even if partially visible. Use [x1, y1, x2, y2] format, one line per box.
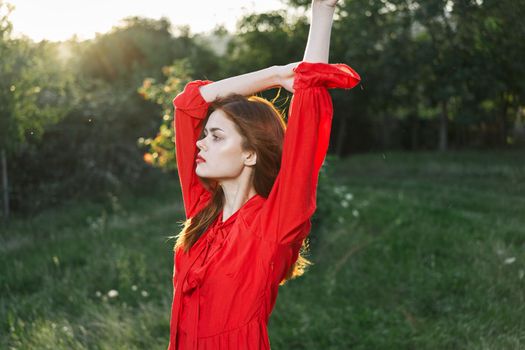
[504, 257, 516, 265]
[334, 185, 347, 196]
[345, 193, 354, 201]
[352, 209, 359, 217]
[108, 289, 119, 298]
[131, 285, 138, 291]
[141, 290, 149, 297]
[95, 291, 102, 297]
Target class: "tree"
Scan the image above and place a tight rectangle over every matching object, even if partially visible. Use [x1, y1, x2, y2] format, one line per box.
[0, 2, 74, 219]
[225, 11, 308, 76]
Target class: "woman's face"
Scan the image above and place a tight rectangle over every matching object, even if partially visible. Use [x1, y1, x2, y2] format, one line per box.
[195, 109, 254, 180]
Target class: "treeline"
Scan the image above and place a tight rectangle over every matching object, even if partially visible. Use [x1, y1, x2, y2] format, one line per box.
[0, 0, 524, 216]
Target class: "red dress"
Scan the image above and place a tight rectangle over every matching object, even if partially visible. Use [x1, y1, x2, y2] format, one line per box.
[168, 62, 360, 350]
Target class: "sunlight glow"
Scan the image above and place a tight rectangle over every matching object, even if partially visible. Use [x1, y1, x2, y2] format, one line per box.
[8, 0, 286, 42]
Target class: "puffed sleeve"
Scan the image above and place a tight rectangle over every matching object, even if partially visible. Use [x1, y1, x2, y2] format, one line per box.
[257, 62, 360, 245]
[173, 80, 214, 219]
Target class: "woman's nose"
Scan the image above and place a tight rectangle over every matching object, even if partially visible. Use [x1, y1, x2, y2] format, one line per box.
[196, 138, 206, 151]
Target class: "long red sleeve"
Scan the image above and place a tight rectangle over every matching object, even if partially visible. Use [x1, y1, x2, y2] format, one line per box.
[172, 80, 214, 219]
[257, 62, 361, 245]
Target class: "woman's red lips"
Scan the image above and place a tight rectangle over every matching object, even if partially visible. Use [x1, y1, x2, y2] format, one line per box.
[196, 155, 206, 163]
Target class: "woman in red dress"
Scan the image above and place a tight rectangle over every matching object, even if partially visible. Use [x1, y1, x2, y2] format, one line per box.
[168, 1, 360, 349]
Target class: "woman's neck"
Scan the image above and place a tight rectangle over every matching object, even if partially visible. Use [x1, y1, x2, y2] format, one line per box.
[219, 167, 257, 222]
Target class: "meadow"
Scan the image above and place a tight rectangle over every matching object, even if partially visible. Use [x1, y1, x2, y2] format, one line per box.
[1, 149, 524, 349]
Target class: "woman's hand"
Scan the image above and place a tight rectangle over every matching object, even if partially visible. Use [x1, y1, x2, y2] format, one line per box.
[276, 62, 301, 93]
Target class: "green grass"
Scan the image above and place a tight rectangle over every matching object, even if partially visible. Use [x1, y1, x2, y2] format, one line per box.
[1, 149, 524, 349]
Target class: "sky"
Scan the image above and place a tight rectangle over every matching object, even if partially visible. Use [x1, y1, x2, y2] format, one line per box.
[7, 0, 288, 42]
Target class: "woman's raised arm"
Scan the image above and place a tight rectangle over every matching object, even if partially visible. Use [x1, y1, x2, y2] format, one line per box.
[303, 0, 338, 63]
[198, 1, 340, 101]
[198, 0, 339, 102]
[198, 64, 298, 102]
[256, 0, 360, 245]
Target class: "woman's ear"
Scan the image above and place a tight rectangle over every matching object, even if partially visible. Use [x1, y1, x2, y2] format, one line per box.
[243, 150, 257, 166]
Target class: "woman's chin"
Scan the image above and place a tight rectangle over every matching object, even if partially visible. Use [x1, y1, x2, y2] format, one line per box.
[195, 166, 210, 178]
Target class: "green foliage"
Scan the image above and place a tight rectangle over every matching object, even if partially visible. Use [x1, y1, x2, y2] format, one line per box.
[225, 11, 308, 76]
[314, 154, 356, 231]
[283, 0, 525, 150]
[3, 15, 221, 214]
[0, 4, 74, 154]
[137, 59, 195, 171]
[77, 17, 176, 84]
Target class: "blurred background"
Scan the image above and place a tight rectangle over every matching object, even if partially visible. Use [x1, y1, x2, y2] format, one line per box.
[1, 0, 524, 349]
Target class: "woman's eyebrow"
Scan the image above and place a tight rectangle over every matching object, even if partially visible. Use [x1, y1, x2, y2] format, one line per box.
[204, 127, 224, 133]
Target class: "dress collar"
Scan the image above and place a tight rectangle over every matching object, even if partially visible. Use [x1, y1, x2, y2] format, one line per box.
[218, 193, 264, 226]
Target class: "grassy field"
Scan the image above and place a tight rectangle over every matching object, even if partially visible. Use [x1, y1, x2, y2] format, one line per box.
[1, 149, 524, 349]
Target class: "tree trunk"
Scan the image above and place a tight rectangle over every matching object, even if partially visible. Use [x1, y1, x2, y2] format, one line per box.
[439, 100, 449, 152]
[500, 92, 509, 146]
[381, 113, 391, 149]
[1, 148, 9, 220]
[336, 114, 348, 156]
[409, 114, 419, 150]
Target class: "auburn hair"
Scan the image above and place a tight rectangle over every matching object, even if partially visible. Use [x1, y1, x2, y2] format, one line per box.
[173, 93, 312, 285]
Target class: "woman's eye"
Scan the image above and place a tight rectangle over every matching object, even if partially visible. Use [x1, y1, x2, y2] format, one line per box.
[212, 135, 221, 141]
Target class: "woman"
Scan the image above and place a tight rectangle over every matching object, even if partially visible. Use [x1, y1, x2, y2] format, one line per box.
[168, 0, 360, 349]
